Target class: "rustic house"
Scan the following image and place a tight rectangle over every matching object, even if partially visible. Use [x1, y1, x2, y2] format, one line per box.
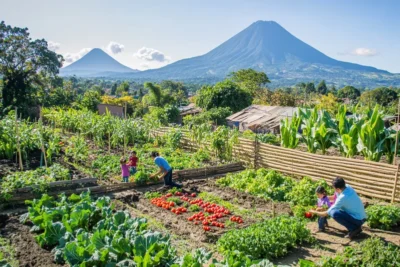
[178, 103, 202, 124]
[226, 105, 300, 134]
[98, 104, 125, 118]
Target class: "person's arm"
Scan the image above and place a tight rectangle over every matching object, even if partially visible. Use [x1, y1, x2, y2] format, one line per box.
[310, 210, 329, 217]
[150, 166, 166, 178]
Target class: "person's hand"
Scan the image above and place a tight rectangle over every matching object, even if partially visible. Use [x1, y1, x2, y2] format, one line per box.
[149, 174, 154, 179]
[309, 209, 317, 214]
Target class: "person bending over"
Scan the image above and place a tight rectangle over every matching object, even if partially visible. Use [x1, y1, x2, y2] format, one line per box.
[310, 177, 366, 239]
[149, 151, 182, 188]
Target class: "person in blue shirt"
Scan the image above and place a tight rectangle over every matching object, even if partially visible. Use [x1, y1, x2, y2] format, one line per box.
[310, 177, 366, 239]
[149, 151, 182, 188]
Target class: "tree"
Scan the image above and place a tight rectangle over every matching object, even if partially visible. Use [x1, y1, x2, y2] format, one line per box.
[329, 85, 337, 96]
[337, 86, 361, 101]
[316, 80, 328, 95]
[270, 90, 295, 106]
[144, 82, 162, 106]
[116, 81, 130, 96]
[111, 83, 117, 95]
[196, 80, 252, 112]
[229, 69, 270, 97]
[79, 90, 101, 111]
[305, 82, 316, 94]
[0, 21, 63, 115]
[315, 93, 339, 114]
[360, 87, 398, 107]
[164, 105, 180, 123]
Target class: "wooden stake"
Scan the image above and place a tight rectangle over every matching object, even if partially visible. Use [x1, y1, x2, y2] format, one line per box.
[123, 102, 127, 157]
[15, 107, 23, 171]
[391, 164, 400, 203]
[394, 99, 400, 165]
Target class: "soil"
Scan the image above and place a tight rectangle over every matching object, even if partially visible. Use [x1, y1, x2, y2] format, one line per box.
[0, 215, 63, 267]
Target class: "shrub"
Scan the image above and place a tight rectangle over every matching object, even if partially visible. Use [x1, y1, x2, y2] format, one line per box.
[366, 204, 400, 230]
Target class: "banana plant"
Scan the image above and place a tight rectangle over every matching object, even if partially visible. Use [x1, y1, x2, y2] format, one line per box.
[300, 108, 319, 153]
[314, 121, 337, 155]
[357, 105, 386, 162]
[280, 112, 302, 149]
[383, 128, 400, 164]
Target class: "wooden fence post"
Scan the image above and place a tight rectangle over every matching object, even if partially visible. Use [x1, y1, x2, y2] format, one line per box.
[254, 135, 259, 169]
[15, 107, 23, 171]
[391, 164, 400, 203]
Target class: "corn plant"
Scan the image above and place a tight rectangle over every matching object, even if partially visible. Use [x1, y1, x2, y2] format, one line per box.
[280, 112, 302, 149]
[314, 111, 337, 155]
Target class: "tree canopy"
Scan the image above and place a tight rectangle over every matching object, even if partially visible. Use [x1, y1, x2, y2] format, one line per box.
[229, 69, 270, 97]
[196, 80, 252, 112]
[360, 87, 398, 107]
[337, 86, 361, 101]
[316, 80, 328, 95]
[0, 21, 63, 115]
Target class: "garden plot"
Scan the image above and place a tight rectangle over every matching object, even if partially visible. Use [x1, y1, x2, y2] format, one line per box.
[122, 179, 291, 246]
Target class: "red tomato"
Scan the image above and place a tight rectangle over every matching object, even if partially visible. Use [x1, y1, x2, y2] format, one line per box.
[305, 212, 313, 218]
[191, 193, 196, 197]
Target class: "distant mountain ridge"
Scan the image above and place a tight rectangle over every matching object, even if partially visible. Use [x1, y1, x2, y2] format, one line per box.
[60, 48, 138, 77]
[61, 21, 400, 88]
[120, 21, 399, 88]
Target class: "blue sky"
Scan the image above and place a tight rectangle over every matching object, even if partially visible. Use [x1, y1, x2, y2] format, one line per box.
[2, 0, 400, 72]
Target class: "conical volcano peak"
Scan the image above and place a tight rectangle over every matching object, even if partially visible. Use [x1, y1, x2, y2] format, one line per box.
[60, 48, 138, 77]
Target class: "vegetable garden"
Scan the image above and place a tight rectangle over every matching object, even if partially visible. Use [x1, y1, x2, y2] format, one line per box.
[1, 107, 400, 266]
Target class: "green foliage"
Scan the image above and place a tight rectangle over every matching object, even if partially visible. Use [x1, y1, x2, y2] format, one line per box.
[316, 80, 328, 95]
[0, 21, 63, 116]
[165, 128, 182, 149]
[92, 155, 120, 179]
[1, 164, 70, 201]
[286, 177, 333, 206]
[196, 80, 252, 113]
[229, 68, 270, 97]
[143, 107, 168, 125]
[280, 112, 302, 149]
[144, 192, 162, 199]
[270, 89, 295, 106]
[0, 237, 19, 267]
[357, 105, 385, 161]
[116, 81, 130, 96]
[337, 86, 361, 101]
[217, 215, 314, 259]
[134, 170, 150, 185]
[78, 90, 102, 111]
[65, 135, 89, 163]
[184, 107, 232, 126]
[366, 205, 400, 230]
[360, 87, 398, 107]
[210, 126, 238, 161]
[164, 105, 180, 123]
[257, 133, 280, 145]
[216, 169, 294, 201]
[189, 204, 200, 212]
[24, 191, 176, 266]
[318, 238, 400, 266]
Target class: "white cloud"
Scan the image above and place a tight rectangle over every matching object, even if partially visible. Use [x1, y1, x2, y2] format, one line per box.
[351, 48, 378, 57]
[133, 47, 171, 62]
[63, 48, 91, 64]
[106, 41, 124, 55]
[140, 63, 150, 69]
[48, 41, 61, 52]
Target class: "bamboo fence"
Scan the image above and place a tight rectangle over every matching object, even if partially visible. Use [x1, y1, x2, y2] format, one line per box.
[152, 127, 400, 203]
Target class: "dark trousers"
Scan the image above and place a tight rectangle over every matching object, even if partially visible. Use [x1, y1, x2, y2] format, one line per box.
[318, 216, 327, 230]
[164, 169, 182, 188]
[330, 209, 365, 232]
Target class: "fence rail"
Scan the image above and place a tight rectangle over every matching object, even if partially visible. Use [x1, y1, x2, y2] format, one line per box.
[152, 127, 400, 203]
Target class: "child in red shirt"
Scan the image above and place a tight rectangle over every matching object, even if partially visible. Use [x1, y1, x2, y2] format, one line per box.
[128, 151, 138, 175]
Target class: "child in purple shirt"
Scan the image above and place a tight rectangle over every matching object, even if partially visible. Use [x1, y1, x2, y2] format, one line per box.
[120, 157, 130, 183]
[315, 186, 331, 232]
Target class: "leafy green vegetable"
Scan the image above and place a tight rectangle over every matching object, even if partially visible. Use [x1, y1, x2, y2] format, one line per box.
[366, 204, 400, 230]
[217, 215, 314, 259]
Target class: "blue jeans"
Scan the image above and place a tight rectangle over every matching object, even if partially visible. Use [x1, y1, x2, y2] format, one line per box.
[330, 209, 365, 232]
[318, 216, 327, 230]
[122, 176, 129, 183]
[130, 167, 137, 175]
